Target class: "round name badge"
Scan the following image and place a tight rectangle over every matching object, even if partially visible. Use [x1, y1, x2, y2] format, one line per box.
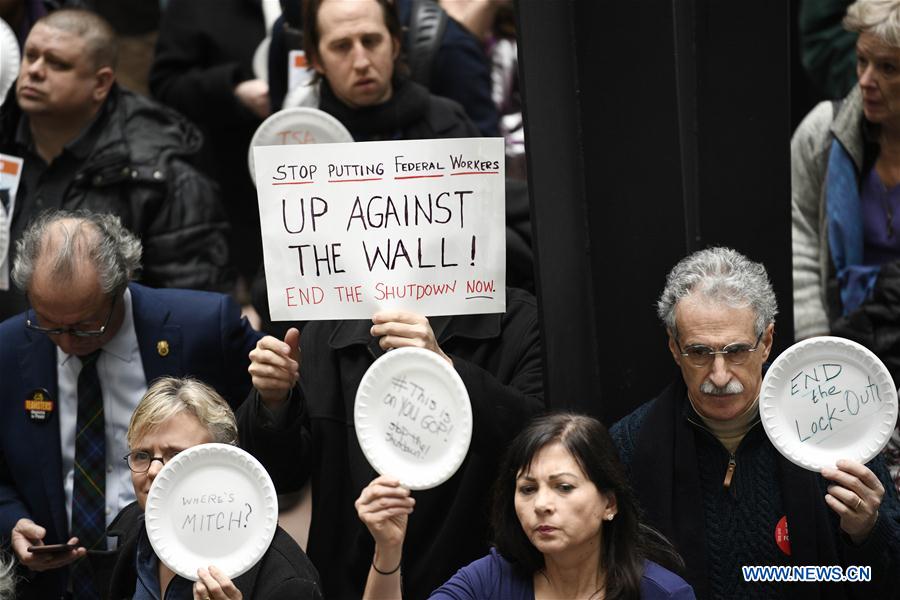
[774, 515, 791, 556]
[25, 388, 54, 422]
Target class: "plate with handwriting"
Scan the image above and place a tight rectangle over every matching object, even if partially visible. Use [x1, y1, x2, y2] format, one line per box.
[761, 336, 898, 471]
[355, 347, 472, 490]
[247, 107, 353, 183]
[145, 443, 278, 580]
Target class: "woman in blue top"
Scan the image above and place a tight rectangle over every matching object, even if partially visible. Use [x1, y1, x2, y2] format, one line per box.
[356, 413, 695, 600]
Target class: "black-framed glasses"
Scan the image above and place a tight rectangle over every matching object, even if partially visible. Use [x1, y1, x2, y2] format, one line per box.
[123, 449, 182, 473]
[675, 331, 764, 368]
[25, 294, 118, 338]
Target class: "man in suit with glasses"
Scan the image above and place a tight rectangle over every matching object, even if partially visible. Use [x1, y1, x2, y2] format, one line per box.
[0, 210, 259, 599]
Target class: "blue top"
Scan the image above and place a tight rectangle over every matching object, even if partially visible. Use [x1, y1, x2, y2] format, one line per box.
[861, 166, 900, 265]
[134, 520, 193, 600]
[429, 548, 695, 600]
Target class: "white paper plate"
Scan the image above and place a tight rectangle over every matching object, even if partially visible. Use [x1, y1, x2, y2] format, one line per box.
[145, 443, 278, 581]
[0, 20, 19, 107]
[355, 347, 473, 490]
[761, 336, 899, 471]
[0, 202, 9, 268]
[252, 36, 270, 81]
[247, 107, 353, 182]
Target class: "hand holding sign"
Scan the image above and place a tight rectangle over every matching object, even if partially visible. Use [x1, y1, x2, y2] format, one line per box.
[248, 328, 300, 408]
[193, 565, 243, 600]
[355, 476, 414, 550]
[371, 311, 451, 366]
[822, 459, 885, 544]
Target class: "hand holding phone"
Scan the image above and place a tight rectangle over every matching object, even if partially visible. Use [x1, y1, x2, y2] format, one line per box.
[11, 518, 85, 571]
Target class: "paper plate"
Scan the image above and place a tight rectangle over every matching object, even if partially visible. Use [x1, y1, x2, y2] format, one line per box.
[252, 36, 270, 81]
[355, 347, 473, 490]
[282, 81, 320, 109]
[0, 20, 19, 107]
[145, 443, 278, 581]
[0, 202, 9, 268]
[247, 107, 353, 182]
[761, 336, 899, 471]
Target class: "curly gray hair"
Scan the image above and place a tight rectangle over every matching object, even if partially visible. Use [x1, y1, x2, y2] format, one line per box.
[11, 210, 142, 294]
[845, 0, 900, 47]
[657, 247, 777, 339]
[0, 550, 16, 600]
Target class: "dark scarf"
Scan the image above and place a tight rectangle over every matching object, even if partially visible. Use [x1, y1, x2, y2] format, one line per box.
[318, 76, 429, 140]
[631, 380, 843, 600]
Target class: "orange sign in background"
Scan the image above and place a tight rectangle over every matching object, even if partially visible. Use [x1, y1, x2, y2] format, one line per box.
[0, 159, 19, 176]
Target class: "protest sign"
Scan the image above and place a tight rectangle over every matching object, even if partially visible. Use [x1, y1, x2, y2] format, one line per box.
[0, 154, 23, 291]
[145, 444, 278, 580]
[355, 348, 473, 490]
[253, 137, 506, 321]
[761, 336, 899, 471]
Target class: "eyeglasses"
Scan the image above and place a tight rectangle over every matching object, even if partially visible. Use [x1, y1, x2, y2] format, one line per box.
[675, 331, 764, 368]
[25, 294, 118, 338]
[123, 449, 182, 473]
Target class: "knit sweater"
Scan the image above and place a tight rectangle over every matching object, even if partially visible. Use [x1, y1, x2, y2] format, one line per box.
[612, 401, 787, 599]
[611, 389, 900, 600]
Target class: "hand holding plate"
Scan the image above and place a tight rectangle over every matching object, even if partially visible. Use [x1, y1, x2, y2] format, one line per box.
[355, 475, 415, 550]
[822, 459, 884, 544]
[194, 565, 242, 600]
[248, 328, 300, 408]
[370, 312, 451, 366]
[11, 518, 84, 571]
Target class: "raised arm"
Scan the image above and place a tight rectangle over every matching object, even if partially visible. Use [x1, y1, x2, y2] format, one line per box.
[356, 476, 415, 600]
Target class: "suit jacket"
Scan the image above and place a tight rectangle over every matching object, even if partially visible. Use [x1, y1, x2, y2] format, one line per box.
[0, 283, 260, 599]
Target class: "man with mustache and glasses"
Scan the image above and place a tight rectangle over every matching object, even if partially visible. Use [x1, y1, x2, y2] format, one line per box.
[610, 247, 900, 599]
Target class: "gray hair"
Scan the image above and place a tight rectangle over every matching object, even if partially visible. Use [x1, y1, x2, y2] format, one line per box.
[11, 210, 142, 294]
[845, 0, 900, 47]
[128, 377, 238, 448]
[0, 550, 16, 600]
[657, 247, 778, 338]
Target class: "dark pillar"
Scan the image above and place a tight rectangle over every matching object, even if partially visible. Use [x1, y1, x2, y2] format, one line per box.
[518, 0, 793, 423]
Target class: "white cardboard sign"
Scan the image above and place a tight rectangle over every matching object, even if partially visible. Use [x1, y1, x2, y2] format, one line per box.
[0, 154, 23, 291]
[253, 137, 506, 321]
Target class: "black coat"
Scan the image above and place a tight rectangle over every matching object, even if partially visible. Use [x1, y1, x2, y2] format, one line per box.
[0, 84, 231, 318]
[149, 0, 267, 280]
[238, 287, 545, 599]
[317, 75, 480, 142]
[102, 502, 323, 600]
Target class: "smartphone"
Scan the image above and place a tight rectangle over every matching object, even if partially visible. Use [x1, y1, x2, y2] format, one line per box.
[27, 543, 77, 554]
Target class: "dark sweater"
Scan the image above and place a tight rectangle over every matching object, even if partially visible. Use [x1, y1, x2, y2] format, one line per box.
[611, 385, 900, 600]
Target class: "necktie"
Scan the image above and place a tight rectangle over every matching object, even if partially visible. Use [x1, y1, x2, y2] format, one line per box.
[70, 349, 105, 599]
